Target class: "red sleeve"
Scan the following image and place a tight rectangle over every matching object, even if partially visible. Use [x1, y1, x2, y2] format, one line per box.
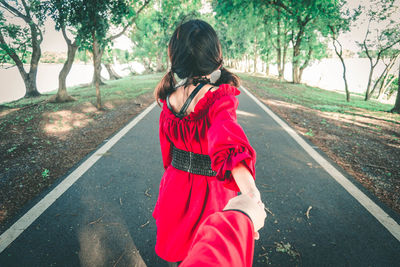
[208, 95, 256, 191]
[159, 111, 172, 170]
[180, 211, 254, 267]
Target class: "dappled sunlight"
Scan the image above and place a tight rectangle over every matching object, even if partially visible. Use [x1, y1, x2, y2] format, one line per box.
[43, 110, 93, 138]
[237, 109, 258, 117]
[387, 142, 400, 149]
[78, 223, 107, 266]
[263, 99, 302, 110]
[0, 107, 19, 118]
[77, 186, 146, 266]
[318, 112, 398, 135]
[81, 103, 99, 114]
[104, 102, 115, 109]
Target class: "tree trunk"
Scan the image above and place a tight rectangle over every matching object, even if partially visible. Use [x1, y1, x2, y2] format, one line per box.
[105, 63, 122, 80]
[277, 46, 283, 79]
[364, 62, 374, 100]
[390, 66, 400, 113]
[1, 24, 41, 97]
[282, 44, 288, 79]
[292, 42, 301, 83]
[22, 15, 42, 97]
[51, 38, 78, 102]
[91, 47, 106, 86]
[339, 56, 350, 102]
[23, 72, 41, 97]
[363, 42, 382, 101]
[165, 51, 169, 70]
[276, 10, 284, 80]
[291, 19, 308, 84]
[92, 33, 102, 110]
[253, 33, 257, 73]
[246, 55, 251, 73]
[376, 54, 398, 99]
[155, 52, 164, 72]
[298, 44, 313, 83]
[378, 75, 397, 100]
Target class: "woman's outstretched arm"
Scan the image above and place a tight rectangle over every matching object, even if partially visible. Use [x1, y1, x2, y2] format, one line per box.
[231, 162, 260, 200]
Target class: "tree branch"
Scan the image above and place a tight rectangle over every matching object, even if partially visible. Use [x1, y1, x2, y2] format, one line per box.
[108, 0, 150, 42]
[0, 29, 25, 73]
[20, 0, 30, 18]
[0, 0, 30, 23]
[267, 0, 293, 15]
[61, 25, 72, 46]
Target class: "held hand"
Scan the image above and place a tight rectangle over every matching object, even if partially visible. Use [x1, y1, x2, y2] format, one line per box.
[223, 193, 267, 237]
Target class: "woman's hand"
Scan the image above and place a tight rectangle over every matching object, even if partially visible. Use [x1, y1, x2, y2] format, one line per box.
[223, 193, 267, 239]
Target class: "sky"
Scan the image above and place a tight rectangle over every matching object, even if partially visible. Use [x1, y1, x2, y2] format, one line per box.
[41, 20, 132, 53]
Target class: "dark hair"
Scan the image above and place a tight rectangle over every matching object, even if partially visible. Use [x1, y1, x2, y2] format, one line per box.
[154, 19, 240, 101]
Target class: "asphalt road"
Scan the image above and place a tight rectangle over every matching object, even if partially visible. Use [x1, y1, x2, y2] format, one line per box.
[0, 88, 399, 266]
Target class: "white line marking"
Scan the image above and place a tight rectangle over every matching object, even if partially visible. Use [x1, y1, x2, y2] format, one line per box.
[240, 86, 400, 242]
[0, 102, 157, 253]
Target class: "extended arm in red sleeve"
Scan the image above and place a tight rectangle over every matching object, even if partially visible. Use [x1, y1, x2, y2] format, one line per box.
[180, 211, 255, 267]
[208, 94, 256, 191]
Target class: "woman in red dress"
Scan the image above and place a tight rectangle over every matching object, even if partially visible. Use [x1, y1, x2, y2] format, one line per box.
[153, 19, 261, 266]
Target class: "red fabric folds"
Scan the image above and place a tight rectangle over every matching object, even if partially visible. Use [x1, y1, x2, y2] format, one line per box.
[154, 84, 256, 261]
[181, 211, 255, 267]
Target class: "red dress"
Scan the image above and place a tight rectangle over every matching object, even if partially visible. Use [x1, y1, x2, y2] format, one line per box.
[153, 84, 256, 262]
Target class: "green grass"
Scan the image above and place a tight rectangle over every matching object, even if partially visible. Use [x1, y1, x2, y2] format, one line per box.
[239, 73, 398, 121]
[1, 73, 163, 110]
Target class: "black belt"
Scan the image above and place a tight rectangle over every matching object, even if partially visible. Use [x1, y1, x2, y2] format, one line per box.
[171, 146, 217, 176]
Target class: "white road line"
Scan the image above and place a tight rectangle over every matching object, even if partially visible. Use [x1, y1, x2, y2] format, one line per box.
[241, 86, 400, 242]
[0, 102, 157, 253]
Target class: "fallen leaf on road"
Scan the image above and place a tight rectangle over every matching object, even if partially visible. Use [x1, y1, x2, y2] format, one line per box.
[89, 214, 105, 225]
[275, 242, 300, 259]
[145, 188, 151, 198]
[305, 206, 312, 219]
[264, 206, 275, 216]
[140, 220, 150, 228]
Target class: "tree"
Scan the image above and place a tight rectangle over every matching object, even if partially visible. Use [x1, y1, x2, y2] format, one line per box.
[103, 46, 122, 79]
[390, 64, 400, 113]
[131, 0, 202, 73]
[375, 49, 400, 99]
[130, 8, 164, 73]
[358, 0, 400, 100]
[326, 1, 361, 102]
[76, 0, 150, 109]
[0, 0, 47, 97]
[280, 1, 336, 83]
[90, 0, 150, 86]
[266, 6, 290, 79]
[293, 25, 328, 83]
[48, 0, 82, 103]
[213, 0, 263, 72]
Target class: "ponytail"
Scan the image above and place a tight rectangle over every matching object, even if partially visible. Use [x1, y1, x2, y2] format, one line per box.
[216, 67, 240, 88]
[154, 70, 176, 104]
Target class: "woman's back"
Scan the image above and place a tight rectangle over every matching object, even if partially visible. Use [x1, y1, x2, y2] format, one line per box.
[153, 19, 259, 264]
